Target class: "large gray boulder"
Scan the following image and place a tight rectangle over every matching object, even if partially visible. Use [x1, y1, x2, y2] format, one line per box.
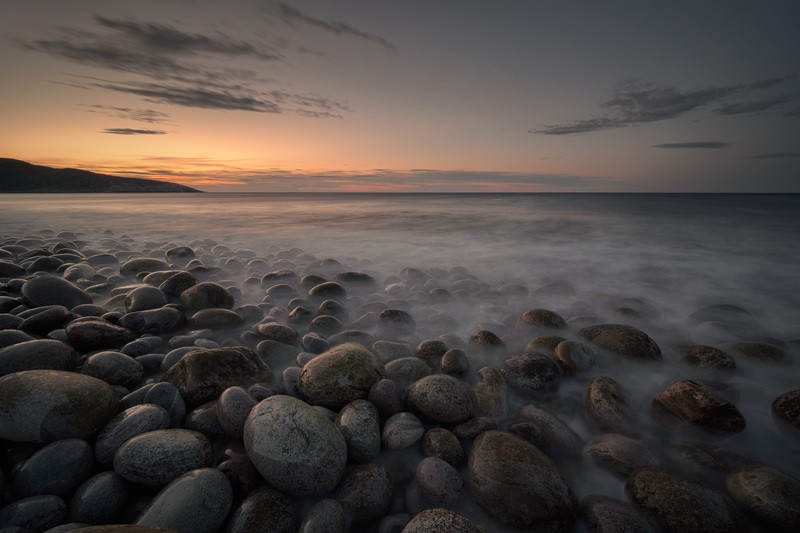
[298, 342, 384, 410]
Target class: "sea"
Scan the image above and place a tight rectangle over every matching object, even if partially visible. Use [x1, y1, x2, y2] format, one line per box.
[2, 192, 800, 508]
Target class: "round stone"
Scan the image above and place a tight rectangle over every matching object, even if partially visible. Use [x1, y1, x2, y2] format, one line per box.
[65, 319, 136, 353]
[382, 412, 425, 450]
[227, 486, 296, 533]
[299, 499, 346, 533]
[191, 308, 245, 329]
[677, 345, 736, 371]
[726, 465, 800, 531]
[308, 281, 347, 303]
[114, 429, 212, 486]
[334, 463, 393, 523]
[501, 352, 561, 396]
[119, 307, 183, 335]
[243, 395, 347, 497]
[441, 348, 469, 375]
[125, 286, 167, 312]
[582, 495, 660, 533]
[368, 378, 403, 418]
[585, 377, 630, 434]
[583, 433, 660, 477]
[554, 341, 596, 375]
[136, 468, 233, 533]
[68, 471, 130, 525]
[402, 508, 484, 533]
[422, 428, 465, 466]
[0, 339, 76, 377]
[216, 386, 257, 440]
[21, 275, 92, 309]
[651, 379, 746, 434]
[95, 404, 171, 464]
[416, 456, 466, 507]
[385, 357, 433, 396]
[510, 403, 584, 460]
[180, 282, 234, 313]
[0, 370, 118, 443]
[718, 341, 789, 364]
[81, 351, 143, 387]
[120, 258, 170, 276]
[473, 366, 507, 418]
[0, 495, 66, 532]
[336, 399, 381, 463]
[518, 308, 568, 332]
[144, 382, 186, 428]
[405, 374, 476, 424]
[12, 438, 94, 498]
[580, 324, 661, 360]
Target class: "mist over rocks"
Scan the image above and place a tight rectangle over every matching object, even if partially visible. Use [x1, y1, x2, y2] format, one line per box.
[0, 224, 798, 532]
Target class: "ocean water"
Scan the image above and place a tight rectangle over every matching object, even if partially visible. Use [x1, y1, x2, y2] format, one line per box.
[2, 192, 800, 523]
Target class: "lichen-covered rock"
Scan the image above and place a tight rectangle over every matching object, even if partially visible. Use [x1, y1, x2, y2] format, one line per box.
[298, 342, 384, 410]
[468, 430, 578, 529]
[581, 324, 661, 360]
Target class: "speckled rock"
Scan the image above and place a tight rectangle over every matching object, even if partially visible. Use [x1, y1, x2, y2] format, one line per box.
[298, 342, 385, 410]
[95, 404, 171, 464]
[21, 275, 92, 309]
[68, 471, 130, 525]
[651, 379, 746, 434]
[402, 508, 485, 533]
[583, 433, 660, 477]
[385, 357, 433, 396]
[468, 330, 507, 360]
[416, 456, 466, 507]
[422, 428, 465, 466]
[369, 378, 404, 418]
[441, 348, 469, 375]
[114, 429, 212, 486]
[518, 308, 568, 333]
[0, 339, 76, 376]
[136, 468, 232, 533]
[772, 389, 800, 434]
[382, 412, 425, 450]
[337, 399, 381, 463]
[726, 465, 800, 532]
[626, 468, 741, 532]
[585, 377, 630, 434]
[144, 382, 186, 428]
[162, 346, 273, 408]
[227, 486, 297, 533]
[243, 395, 347, 496]
[65, 319, 136, 353]
[501, 351, 561, 396]
[300, 499, 346, 533]
[580, 324, 661, 360]
[554, 340, 596, 375]
[0, 370, 117, 443]
[215, 386, 257, 440]
[582, 495, 660, 533]
[125, 286, 167, 312]
[180, 282, 234, 313]
[12, 438, 94, 498]
[309, 281, 347, 303]
[510, 403, 584, 460]
[468, 430, 578, 529]
[473, 366, 507, 418]
[0, 495, 66, 532]
[81, 351, 143, 387]
[405, 374, 476, 424]
[677, 345, 736, 371]
[718, 341, 790, 364]
[335, 463, 393, 523]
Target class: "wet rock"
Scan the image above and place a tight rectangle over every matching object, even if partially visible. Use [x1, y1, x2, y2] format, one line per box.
[65, 319, 136, 352]
[0, 370, 117, 443]
[68, 471, 129, 525]
[726, 465, 800, 531]
[136, 468, 232, 533]
[583, 433, 660, 477]
[772, 389, 800, 435]
[678, 345, 736, 371]
[501, 351, 561, 396]
[582, 495, 660, 533]
[335, 463, 393, 523]
[13, 438, 94, 498]
[144, 382, 186, 428]
[402, 508, 484, 532]
[718, 341, 790, 364]
[382, 412, 425, 450]
[337, 399, 381, 463]
[468, 430, 578, 528]
[689, 304, 759, 330]
[166, 246, 195, 261]
[423, 428, 465, 467]
[125, 286, 167, 312]
[406, 374, 476, 424]
[180, 282, 234, 313]
[510, 403, 584, 460]
[441, 348, 469, 375]
[216, 386, 257, 440]
[626, 468, 741, 532]
[227, 486, 297, 533]
[120, 307, 183, 335]
[585, 377, 630, 434]
[300, 499, 346, 533]
[0, 495, 66, 532]
[184, 401, 227, 439]
[0, 339, 76, 376]
[95, 404, 171, 464]
[21, 275, 92, 309]
[0, 259, 26, 277]
[114, 429, 212, 486]
[554, 340, 596, 375]
[243, 395, 347, 496]
[81, 351, 143, 387]
[526, 335, 567, 353]
[652, 379, 746, 434]
[162, 346, 272, 408]
[298, 342, 384, 410]
[580, 324, 661, 360]
[416, 456, 466, 508]
[369, 378, 404, 418]
[18, 305, 74, 336]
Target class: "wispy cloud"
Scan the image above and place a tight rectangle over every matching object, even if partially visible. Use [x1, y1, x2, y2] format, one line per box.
[274, 2, 396, 52]
[102, 128, 166, 135]
[654, 141, 730, 149]
[747, 152, 800, 159]
[533, 75, 797, 135]
[85, 105, 171, 123]
[714, 94, 799, 115]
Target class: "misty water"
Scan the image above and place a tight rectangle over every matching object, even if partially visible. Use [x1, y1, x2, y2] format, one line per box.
[2, 192, 799, 530]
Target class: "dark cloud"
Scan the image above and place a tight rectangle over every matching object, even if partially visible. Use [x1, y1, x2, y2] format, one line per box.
[275, 3, 396, 52]
[715, 94, 799, 115]
[784, 109, 800, 118]
[102, 128, 166, 135]
[654, 141, 730, 149]
[747, 152, 800, 159]
[533, 75, 797, 135]
[85, 105, 171, 123]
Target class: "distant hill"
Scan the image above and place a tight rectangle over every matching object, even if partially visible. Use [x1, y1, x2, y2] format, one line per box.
[0, 158, 201, 193]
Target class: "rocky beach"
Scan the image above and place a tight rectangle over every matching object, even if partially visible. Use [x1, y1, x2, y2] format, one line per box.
[0, 193, 799, 532]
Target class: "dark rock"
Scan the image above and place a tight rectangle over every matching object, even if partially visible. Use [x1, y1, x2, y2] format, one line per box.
[583, 433, 660, 477]
[0, 370, 117, 443]
[406, 374, 476, 424]
[422, 428, 465, 466]
[501, 351, 561, 396]
[136, 468, 232, 533]
[454, 416, 497, 439]
[337, 399, 381, 463]
[298, 342, 384, 410]
[300, 499, 346, 533]
[468, 430, 578, 528]
[689, 304, 759, 329]
[228, 486, 296, 533]
[468, 330, 507, 360]
[385, 357, 432, 397]
[159, 271, 198, 298]
[652, 379, 746, 434]
[0, 495, 66, 532]
[328, 330, 374, 348]
[215, 386, 256, 440]
[162, 346, 273, 408]
[144, 382, 186, 427]
[81, 351, 143, 387]
[382, 412, 425, 450]
[473, 366, 507, 418]
[441, 348, 469, 375]
[256, 323, 300, 347]
[626, 468, 741, 532]
[68, 471, 130, 525]
[585, 377, 630, 434]
[95, 404, 171, 464]
[335, 463, 393, 523]
[718, 341, 790, 364]
[120, 307, 183, 335]
[218, 455, 260, 501]
[518, 308, 568, 333]
[18, 306, 74, 336]
[511, 403, 583, 460]
[13, 438, 94, 498]
[0, 339, 76, 376]
[772, 389, 800, 435]
[180, 282, 234, 313]
[190, 308, 245, 329]
[309, 281, 347, 303]
[309, 314, 344, 337]
[580, 324, 661, 360]
[678, 345, 736, 371]
[184, 401, 227, 439]
[416, 456, 466, 507]
[0, 260, 26, 277]
[125, 286, 167, 312]
[21, 275, 92, 309]
[65, 319, 136, 352]
[582, 495, 660, 533]
[379, 309, 416, 337]
[416, 339, 448, 365]
[369, 378, 404, 418]
[402, 508, 484, 533]
[727, 465, 800, 531]
[120, 258, 170, 276]
[554, 340, 596, 374]
[114, 429, 212, 486]
[243, 395, 347, 496]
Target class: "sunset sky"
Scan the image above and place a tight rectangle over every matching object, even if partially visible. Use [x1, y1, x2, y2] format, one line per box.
[2, 1, 799, 192]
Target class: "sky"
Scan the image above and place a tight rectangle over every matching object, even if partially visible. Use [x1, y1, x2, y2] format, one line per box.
[1, 0, 799, 192]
